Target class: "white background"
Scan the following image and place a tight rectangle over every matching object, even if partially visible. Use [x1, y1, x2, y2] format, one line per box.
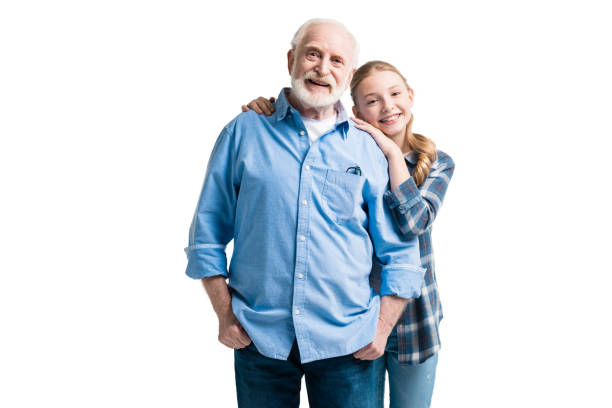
[1, 0, 611, 407]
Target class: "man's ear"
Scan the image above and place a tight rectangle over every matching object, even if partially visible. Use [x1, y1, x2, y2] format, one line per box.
[287, 49, 294, 76]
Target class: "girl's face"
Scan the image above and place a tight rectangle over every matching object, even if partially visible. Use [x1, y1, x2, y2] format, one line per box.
[352, 70, 414, 139]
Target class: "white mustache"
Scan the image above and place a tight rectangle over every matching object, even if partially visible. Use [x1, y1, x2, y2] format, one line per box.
[303, 71, 337, 88]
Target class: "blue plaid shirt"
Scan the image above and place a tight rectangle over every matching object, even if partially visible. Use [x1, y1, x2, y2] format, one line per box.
[379, 150, 455, 365]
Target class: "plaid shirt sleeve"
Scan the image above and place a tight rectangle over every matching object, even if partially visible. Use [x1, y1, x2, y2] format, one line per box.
[383, 151, 455, 237]
[381, 150, 455, 365]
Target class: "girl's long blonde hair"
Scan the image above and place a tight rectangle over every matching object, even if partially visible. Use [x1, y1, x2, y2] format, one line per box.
[350, 60, 437, 187]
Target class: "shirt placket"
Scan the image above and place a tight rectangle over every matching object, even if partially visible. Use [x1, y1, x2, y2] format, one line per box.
[291, 121, 318, 360]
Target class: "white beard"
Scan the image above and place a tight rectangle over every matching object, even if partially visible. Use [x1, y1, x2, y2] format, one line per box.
[290, 68, 347, 108]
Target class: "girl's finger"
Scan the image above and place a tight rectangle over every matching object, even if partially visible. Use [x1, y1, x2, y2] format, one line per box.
[352, 121, 369, 130]
[358, 125, 378, 136]
[352, 119, 373, 130]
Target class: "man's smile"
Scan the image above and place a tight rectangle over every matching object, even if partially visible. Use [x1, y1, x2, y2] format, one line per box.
[307, 78, 331, 87]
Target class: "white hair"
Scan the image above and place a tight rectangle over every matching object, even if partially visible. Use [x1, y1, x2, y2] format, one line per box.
[290, 18, 359, 69]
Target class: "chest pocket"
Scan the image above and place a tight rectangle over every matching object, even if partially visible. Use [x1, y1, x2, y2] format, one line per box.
[322, 169, 364, 224]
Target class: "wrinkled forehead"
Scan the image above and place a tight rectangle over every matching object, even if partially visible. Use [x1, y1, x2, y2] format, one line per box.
[299, 23, 355, 59]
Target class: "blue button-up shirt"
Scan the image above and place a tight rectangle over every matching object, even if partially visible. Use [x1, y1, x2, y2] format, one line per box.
[185, 88, 425, 363]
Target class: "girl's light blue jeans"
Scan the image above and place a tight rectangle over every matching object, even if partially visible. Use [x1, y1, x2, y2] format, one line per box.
[373, 328, 439, 408]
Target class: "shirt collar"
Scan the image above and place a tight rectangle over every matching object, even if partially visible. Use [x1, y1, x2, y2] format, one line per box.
[275, 88, 350, 139]
[404, 151, 418, 164]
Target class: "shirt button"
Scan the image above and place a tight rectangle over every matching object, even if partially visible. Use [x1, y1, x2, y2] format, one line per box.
[299, 235, 306, 241]
[301, 200, 307, 205]
[299, 130, 305, 136]
[305, 165, 310, 170]
[295, 309, 300, 315]
[297, 273, 304, 279]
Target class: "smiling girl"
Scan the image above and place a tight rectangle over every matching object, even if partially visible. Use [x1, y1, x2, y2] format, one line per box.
[350, 60, 454, 408]
[242, 60, 454, 408]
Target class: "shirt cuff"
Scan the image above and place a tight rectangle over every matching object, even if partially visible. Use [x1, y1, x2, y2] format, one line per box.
[379, 264, 426, 299]
[184, 244, 229, 279]
[383, 177, 422, 214]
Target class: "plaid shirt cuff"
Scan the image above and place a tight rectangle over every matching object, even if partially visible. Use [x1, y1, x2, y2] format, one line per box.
[383, 177, 422, 214]
[379, 264, 425, 299]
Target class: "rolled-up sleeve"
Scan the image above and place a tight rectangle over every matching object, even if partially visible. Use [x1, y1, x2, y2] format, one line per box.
[367, 155, 426, 299]
[185, 126, 237, 279]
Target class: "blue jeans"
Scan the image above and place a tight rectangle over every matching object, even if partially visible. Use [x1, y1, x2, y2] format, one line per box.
[373, 329, 439, 408]
[234, 340, 376, 408]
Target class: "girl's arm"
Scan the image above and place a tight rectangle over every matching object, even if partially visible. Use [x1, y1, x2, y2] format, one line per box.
[350, 117, 455, 238]
[383, 152, 455, 237]
[350, 117, 410, 191]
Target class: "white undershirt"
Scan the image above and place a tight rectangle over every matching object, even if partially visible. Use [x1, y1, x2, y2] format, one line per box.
[302, 113, 337, 144]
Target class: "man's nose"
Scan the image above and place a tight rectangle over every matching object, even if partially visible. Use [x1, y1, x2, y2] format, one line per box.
[315, 59, 331, 76]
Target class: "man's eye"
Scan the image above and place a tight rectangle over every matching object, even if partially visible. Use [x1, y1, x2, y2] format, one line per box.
[367, 99, 377, 105]
[332, 58, 343, 64]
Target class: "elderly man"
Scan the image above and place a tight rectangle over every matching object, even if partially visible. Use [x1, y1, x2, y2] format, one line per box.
[185, 19, 424, 408]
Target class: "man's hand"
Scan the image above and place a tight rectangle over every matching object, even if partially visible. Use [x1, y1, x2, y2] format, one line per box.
[201, 276, 252, 349]
[218, 309, 252, 349]
[353, 315, 394, 360]
[353, 295, 408, 360]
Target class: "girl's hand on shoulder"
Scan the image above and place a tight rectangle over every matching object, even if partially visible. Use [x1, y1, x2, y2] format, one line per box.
[241, 96, 276, 116]
[350, 117, 402, 159]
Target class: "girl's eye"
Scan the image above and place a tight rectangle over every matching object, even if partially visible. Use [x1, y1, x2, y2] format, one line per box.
[367, 99, 377, 105]
[392, 92, 401, 96]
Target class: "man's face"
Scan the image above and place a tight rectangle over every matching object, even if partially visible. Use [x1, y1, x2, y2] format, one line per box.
[288, 23, 355, 108]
